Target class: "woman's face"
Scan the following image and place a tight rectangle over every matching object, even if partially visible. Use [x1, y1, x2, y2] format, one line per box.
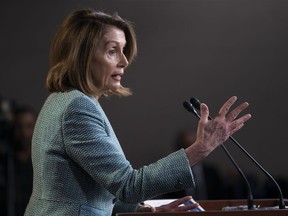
[91, 26, 128, 96]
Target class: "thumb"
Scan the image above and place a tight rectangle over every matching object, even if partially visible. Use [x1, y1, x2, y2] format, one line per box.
[196, 103, 209, 139]
[200, 103, 209, 122]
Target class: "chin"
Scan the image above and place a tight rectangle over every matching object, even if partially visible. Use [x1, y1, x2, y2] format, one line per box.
[109, 83, 121, 90]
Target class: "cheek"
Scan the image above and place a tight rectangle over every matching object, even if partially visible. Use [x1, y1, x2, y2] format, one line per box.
[98, 64, 112, 81]
[91, 53, 116, 84]
[91, 60, 102, 78]
[91, 63, 110, 87]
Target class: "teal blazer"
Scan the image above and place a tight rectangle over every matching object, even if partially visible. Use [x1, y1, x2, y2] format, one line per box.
[25, 90, 194, 216]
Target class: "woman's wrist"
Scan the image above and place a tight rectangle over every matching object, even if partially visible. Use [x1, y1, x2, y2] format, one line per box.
[137, 203, 155, 212]
[184, 142, 208, 166]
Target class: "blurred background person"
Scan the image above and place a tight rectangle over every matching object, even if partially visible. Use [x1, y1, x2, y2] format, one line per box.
[0, 97, 16, 154]
[0, 105, 37, 216]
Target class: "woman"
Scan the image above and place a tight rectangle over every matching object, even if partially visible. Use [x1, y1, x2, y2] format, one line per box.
[25, 8, 251, 215]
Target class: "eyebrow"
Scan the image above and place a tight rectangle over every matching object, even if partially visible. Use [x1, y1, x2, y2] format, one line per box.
[105, 41, 118, 46]
[104, 40, 126, 47]
[105, 37, 127, 45]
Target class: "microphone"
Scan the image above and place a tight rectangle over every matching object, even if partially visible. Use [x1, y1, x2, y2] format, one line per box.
[189, 97, 286, 209]
[183, 100, 254, 210]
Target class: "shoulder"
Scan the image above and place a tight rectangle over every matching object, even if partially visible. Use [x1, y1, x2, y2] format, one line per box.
[56, 90, 105, 124]
[50, 89, 96, 103]
[39, 90, 102, 124]
[45, 90, 99, 111]
[64, 90, 100, 114]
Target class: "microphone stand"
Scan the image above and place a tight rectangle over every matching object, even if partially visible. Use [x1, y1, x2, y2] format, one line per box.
[229, 135, 285, 209]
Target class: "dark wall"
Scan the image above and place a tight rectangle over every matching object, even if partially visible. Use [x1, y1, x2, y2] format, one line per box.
[1, 0, 288, 182]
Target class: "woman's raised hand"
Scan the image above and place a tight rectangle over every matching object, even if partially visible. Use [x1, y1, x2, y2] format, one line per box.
[185, 96, 251, 166]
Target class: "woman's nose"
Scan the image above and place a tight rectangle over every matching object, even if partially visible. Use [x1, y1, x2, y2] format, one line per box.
[118, 53, 128, 68]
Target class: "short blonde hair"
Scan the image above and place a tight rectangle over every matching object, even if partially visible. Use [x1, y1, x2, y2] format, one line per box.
[46, 8, 137, 97]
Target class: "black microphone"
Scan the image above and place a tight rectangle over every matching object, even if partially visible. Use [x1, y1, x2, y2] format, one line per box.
[189, 97, 286, 209]
[183, 100, 254, 210]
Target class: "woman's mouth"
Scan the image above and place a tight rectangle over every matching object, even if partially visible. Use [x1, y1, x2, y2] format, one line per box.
[111, 74, 122, 81]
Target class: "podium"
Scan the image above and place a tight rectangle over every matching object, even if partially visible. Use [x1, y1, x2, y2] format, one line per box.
[118, 199, 288, 216]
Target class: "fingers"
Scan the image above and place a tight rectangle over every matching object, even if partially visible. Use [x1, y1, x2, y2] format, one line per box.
[172, 196, 199, 211]
[217, 96, 250, 124]
[196, 103, 209, 140]
[169, 196, 192, 207]
[200, 103, 209, 121]
[173, 203, 199, 212]
[218, 96, 237, 117]
[155, 196, 199, 212]
[229, 113, 252, 135]
[226, 102, 249, 122]
[158, 196, 191, 210]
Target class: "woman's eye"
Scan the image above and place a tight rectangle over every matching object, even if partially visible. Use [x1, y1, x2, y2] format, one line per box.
[108, 49, 116, 55]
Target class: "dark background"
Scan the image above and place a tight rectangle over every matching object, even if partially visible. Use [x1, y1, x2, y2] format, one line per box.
[1, 0, 287, 185]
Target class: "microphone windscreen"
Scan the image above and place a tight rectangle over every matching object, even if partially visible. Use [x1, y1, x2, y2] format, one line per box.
[183, 101, 193, 112]
[190, 98, 201, 110]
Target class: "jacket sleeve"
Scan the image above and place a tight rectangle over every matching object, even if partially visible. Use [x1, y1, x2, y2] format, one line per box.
[62, 96, 195, 203]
